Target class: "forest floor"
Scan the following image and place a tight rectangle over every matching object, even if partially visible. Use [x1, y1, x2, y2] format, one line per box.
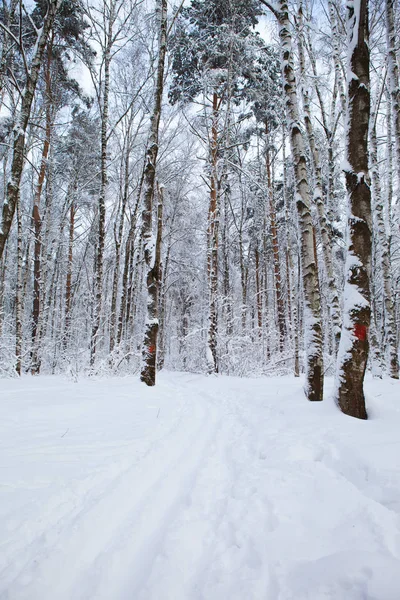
[0, 372, 400, 600]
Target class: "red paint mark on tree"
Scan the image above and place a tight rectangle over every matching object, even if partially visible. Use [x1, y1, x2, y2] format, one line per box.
[148, 345, 156, 354]
[354, 324, 367, 341]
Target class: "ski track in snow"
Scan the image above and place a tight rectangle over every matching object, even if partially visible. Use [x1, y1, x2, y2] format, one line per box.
[1, 373, 400, 599]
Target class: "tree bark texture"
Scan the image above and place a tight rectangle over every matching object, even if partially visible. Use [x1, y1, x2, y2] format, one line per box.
[385, 0, 400, 209]
[140, 0, 167, 386]
[273, 0, 324, 400]
[297, 7, 341, 353]
[90, 6, 113, 366]
[335, 0, 371, 419]
[370, 101, 399, 378]
[207, 91, 220, 374]
[0, 0, 61, 261]
[265, 122, 285, 351]
[31, 38, 53, 374]
[15, 192, 22, 375]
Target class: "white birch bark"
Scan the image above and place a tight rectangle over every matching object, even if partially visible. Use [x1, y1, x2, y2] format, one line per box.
[90, 3, 113, 365]
[297, 6, 341, 352]
[0, 0, 61, 261]
[370, 97, 399, 378]
[140, 0, 168, 386]
[261, 0, 324, 400]
[385, 0, 400, 210]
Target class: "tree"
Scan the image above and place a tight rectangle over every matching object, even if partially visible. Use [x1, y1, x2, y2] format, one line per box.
[261, 0, 324, 401]
[335, 0, 371, 419]
[30, 0, 90, 374]
[170, 0, 270, 373]
[296, 4, 341, 354]
[140, 0, 168, 386]
[0, 0, 61, 261]
[370, 85, 399, 379]
[385, 0, 400, 211]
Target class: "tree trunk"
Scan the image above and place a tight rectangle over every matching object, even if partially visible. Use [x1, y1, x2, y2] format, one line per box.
[0, 0, 60, 261]
[90, 5, 114, 366]
[31, 39, 53, 374]
[117, 164, 144, 347]
[297, 8, 341, 352]
[15, 193, 23, 375]
[110, 136, 130, 353]
[370, 99, 399, 378]
[262, 0, 324, 400]
[64, 189, 76, 350]
[31, 147, 55, 372]
[328, 0, 347, 118]
[282, 126, 300, 377]
[222, 189, 233, 337]
[265, 122, 285, 351]
[255, 247, 262, 337]
[385, 0, 400, 210]
[206, 91, 220, 374]
[0, 0, 18, 109]
[140, 0, 167, 386]
[335, 0, 371, 420]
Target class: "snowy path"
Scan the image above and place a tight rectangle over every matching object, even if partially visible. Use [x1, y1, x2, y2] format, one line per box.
[1, 373, 400, 599]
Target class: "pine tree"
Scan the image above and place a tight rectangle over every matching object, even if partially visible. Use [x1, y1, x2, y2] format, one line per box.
[170, 0, 274, 373]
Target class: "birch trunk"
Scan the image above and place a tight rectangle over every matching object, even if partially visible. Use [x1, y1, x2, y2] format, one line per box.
[282, 126, 300, 376]
[15, 193, 22, 375]
[0, 0, 18, 109]
[31, 39, 53, 374]
[328, 0, 347, 118]
[0, 0, 60, 261]
[335, 0, 371, 420]
[206, 92, 220, 374]
[140, 0, 167, 386]
[265, 122, 285, 350]
[110, 137, 130, 353]
[385, 0, 400, 209]
[117, 164, 144, 346]
[31, 149, 55, 372]
[262, 0, 324, 400]
[90, 2, 114, 365]
[297, 7, 341, 352]
[64, 188, 76, 350]
[370, 101, 399, 378]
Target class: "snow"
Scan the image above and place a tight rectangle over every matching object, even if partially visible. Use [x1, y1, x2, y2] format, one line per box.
[1, 373, 400, 599]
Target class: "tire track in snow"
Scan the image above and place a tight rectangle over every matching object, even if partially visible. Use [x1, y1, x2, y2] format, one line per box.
[2, 388, 221, 600]
[137, 384, 281, 600]
[0, 384, 193, 593]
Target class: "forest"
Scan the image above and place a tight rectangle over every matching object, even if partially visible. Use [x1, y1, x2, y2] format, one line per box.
[0, 0, 399, 420]
[1, 1, 400, 597]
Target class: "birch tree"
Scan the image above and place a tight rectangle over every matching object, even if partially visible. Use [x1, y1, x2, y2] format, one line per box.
[261, 0, 324, 401]
[140, 0, 167, 386]
[335, 0, 371, 419]
[385, 0, 400, 209]
[0, 0, 61, 261]
[296, 4, 341, 353]
[370, 87, 399, 379]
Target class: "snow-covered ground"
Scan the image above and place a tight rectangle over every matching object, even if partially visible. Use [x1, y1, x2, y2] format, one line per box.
[0, 373, 400, 600]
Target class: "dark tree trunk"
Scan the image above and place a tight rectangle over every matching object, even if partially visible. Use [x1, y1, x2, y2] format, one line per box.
[206, 91, 220, 374]
[0, 0, 60, 261]
[140, 0, 167, 386]
[265, 122, 285, 351]
[31, 39, 53, 374]
[335, 0, 371, 419]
